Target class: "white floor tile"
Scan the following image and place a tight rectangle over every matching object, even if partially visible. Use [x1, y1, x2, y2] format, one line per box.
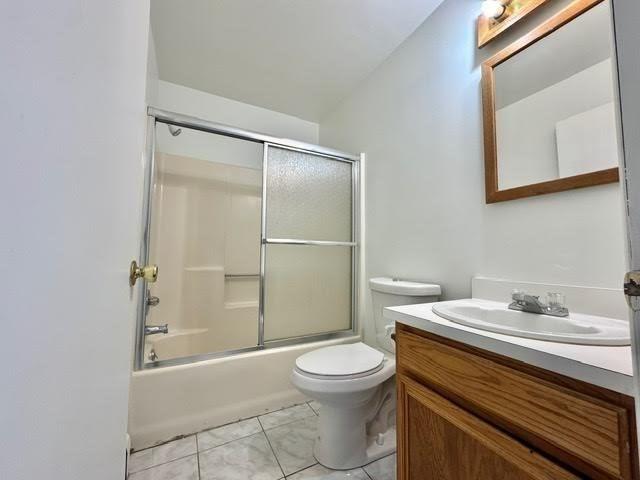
[286, 463, 369, 479]
[259, 403, 316, 430]
[129, 449, 154, 474]
[129, 436, 197, 473]
[363, 454, 396, 480]
[198, 417, 262, 451]
[153, 436, 198, 466]
[128, 455, 198, 480]
[199, 431, 284, 480]
[265, 415, 318, 476]
[307, 401, 321, 415]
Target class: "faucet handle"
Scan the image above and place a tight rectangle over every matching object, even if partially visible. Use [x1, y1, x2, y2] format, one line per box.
[546, 292, 566, 309]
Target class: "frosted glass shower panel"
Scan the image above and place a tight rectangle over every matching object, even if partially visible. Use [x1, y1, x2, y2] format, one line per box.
[266, 147, 353, 241]
[263, 245, 352, 341]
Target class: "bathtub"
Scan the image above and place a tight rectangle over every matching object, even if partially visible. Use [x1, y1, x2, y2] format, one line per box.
[128, 335, 359, 449]
[144, 328, 209, 361]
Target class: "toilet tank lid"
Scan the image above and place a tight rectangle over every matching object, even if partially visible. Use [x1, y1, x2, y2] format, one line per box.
[369, 277, 441, 296]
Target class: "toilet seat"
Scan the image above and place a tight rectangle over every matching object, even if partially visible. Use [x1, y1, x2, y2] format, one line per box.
[294, 363, 385, 380]
[295, 342, 384, 379]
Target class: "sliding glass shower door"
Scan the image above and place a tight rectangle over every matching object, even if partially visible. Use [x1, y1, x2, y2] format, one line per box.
[142, 123, 263, 367]
[263, 145, 355, 343]
[136, 113, 358, 369]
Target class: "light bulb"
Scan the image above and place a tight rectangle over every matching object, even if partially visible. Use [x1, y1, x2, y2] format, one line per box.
[481, 0, 506, 19]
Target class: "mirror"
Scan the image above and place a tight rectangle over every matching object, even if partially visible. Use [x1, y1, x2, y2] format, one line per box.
[482, 0, 620, 203]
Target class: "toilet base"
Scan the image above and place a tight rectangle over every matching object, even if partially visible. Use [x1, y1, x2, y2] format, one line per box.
[314, 425, 396, 470]
[312, 382, 396, 471]
[290, 351, 397, 471]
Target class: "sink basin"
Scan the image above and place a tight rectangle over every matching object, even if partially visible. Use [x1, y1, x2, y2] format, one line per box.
[431, 299, 630, 346]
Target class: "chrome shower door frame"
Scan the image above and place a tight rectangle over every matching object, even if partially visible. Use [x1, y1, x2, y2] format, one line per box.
[135, 108, 360, 370]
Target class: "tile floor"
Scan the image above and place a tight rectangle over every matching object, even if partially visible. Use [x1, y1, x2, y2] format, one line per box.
[128, 401, 396, 480]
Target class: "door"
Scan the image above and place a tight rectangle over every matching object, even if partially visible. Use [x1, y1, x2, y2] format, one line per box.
[611, 0, 640, 441]
[397, 375, 579, 480]
[0, 2, 150, 480]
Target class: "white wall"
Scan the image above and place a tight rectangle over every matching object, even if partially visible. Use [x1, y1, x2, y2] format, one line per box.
[319, 0, 627, 344]
[146, 27, 159, 104]
[152, 80, 320, 171]
[155, 80, 319, 144]
[0, 2, 150, 479]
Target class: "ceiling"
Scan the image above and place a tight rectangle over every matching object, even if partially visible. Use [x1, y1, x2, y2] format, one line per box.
[151, 0, 445, 122]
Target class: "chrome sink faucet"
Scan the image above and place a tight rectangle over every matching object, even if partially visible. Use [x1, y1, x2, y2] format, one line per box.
[508, 290, 569, 317]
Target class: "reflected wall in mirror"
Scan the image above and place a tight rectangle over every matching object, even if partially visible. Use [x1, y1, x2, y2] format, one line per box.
[482, 0, 620, 203]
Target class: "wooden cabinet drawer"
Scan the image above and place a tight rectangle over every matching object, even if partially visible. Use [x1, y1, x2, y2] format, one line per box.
[397, 374, 580, 480]
[396, 327, 634, 479]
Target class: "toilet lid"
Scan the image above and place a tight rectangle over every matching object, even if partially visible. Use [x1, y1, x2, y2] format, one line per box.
[295, 342, 385, 377]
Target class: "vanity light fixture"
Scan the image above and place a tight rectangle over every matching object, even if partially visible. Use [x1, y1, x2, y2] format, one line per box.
[477, 0, 552, 47]
[481, 0, 506, 19]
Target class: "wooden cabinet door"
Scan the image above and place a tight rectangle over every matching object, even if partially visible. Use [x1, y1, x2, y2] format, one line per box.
[396, 328, 632, 479]
[397, 374, 580, 480]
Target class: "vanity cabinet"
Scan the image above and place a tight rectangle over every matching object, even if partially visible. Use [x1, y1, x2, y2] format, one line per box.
[395, 323, 638, 480]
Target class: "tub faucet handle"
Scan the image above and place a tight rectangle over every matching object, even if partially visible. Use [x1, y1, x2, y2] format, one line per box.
[145, 324, 168, 336]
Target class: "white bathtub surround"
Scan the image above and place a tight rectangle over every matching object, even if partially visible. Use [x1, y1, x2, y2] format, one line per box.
[384, 277, 633, 395]
[129, 403, 395, 479]
[146, 151, 263, 361]
[129, 336, 358, 450]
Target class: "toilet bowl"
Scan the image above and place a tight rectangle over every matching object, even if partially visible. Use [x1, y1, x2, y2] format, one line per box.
[291, 277, 441, 470]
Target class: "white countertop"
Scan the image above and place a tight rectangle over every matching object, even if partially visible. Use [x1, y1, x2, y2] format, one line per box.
[385, 302, 634, 396]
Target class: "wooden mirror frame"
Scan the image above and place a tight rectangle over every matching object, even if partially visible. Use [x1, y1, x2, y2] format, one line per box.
[481, 0, 619, 204]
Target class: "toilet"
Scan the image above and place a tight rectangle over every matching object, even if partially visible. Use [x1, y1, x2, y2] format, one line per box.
[291, 277, 441, 470]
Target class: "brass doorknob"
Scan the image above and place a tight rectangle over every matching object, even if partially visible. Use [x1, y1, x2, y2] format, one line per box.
[129, 260, 158, 286]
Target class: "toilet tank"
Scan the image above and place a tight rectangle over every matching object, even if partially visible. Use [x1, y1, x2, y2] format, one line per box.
[369, 277, 441, 353]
